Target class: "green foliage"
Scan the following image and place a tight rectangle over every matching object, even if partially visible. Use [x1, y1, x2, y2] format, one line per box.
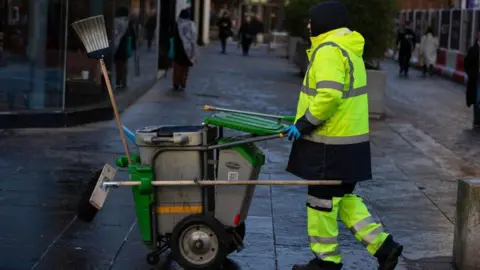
[285, 0, 399, 68]
[284, 0, 318, 40]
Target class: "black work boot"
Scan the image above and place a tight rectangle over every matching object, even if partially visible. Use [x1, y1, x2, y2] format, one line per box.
[292, 259, 343, 270]
[375, 235, 403, 270]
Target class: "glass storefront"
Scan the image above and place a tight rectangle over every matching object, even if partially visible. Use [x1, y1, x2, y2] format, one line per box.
[0, 0, 158, 113]
[0, 0, 67, 111]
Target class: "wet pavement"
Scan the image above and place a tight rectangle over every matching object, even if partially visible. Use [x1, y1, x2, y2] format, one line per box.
[0, 44, 472, 269]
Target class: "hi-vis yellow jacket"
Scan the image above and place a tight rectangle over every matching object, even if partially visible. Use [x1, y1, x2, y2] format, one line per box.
[286, 28, 372, 183]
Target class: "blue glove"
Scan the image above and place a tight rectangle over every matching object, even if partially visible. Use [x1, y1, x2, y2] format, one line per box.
[285, 125, 301, 141]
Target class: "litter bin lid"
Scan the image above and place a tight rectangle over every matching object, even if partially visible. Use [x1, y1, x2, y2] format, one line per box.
[203, 112, 287, 135]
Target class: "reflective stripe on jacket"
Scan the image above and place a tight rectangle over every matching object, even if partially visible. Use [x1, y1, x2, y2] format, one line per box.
[286, 27, 372, 183]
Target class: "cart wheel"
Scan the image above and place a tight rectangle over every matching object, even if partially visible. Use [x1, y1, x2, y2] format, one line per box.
[228, 222, 246, 254]
[170, 214, 229, 270]
[146, 252, 160, 265]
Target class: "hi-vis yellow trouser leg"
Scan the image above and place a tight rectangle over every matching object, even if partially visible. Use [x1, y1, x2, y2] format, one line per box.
[307, 195, 390, 264]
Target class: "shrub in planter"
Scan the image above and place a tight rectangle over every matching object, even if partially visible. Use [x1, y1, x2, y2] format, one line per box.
[285, 0, 318, 40]
[285, 0, 398, 69]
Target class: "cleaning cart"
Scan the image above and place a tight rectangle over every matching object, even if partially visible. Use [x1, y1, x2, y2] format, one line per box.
[111, 106, 294, 269]
[85, 106, 341, 269]
[70, 15, 341, 270]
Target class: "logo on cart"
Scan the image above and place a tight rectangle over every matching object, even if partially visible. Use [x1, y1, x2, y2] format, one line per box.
[225, 162, 241, 170]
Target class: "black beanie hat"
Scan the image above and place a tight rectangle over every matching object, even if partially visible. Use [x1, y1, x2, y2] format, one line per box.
[309, 1, 348, 37]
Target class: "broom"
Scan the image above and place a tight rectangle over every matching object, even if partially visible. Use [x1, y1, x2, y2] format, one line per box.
[72, 15, 132, 222]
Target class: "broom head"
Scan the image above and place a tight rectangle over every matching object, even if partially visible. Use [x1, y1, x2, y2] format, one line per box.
[71, 15, 110, 59]
[77, 164, 116, 222]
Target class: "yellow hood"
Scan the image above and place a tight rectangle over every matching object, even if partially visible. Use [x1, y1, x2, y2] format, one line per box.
[307, 28, 365, 61]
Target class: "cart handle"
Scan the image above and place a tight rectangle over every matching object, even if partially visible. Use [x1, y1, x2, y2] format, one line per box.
[203, 105, 294, 122]
[103, 180, 343, 187]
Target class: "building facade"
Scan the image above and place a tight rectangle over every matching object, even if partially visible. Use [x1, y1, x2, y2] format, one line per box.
[399, 0, 458, 9]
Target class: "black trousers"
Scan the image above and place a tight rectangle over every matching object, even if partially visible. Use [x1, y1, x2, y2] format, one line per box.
[147, 31, 154, 50]
[220, 37, 227, 53]
[474, 104, 480, 126]
[242, 38, 253, 55]
[474, 85, 480, 126]
[398, 51, 411, 74]
[115, 59, 128, 87]
[423, 64, 434, 76]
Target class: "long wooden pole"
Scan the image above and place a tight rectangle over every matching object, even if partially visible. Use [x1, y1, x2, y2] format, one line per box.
[99, 59, 132, 164]
[103, 180, 343, 187]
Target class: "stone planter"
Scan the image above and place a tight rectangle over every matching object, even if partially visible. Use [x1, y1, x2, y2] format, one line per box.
[294, 40, 309, 75]
[366, 69, 386, 119]
[287, 36, 303, 62]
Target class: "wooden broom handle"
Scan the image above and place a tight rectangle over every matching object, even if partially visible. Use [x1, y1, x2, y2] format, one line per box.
[99, 59, 132, 164]
[104, 180, 343, 186]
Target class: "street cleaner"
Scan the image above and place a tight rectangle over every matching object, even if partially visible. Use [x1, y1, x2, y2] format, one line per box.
[284, 2, 403, 270]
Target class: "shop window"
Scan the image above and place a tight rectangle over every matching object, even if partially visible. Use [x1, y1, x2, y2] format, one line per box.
[414, 11, 423, 39]
[439, 10, 450, 48]
[474, 10, 480, 45]
[430, 11, 440, 37]
[450, 10, 461, 50]
[64, 0, 157, 109]
[0, 0, 67, 111]
[462, 10, 473, 53]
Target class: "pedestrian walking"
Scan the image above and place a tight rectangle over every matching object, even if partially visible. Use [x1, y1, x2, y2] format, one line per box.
[251, 15, 264, 47]
[113, 6, 137, 89]
[284, 2, 403, 270]
[419, 27, 439, 77]
[145, 10, 157, 52]
[464, 32, 480, 128]
[396, 21, 416, 78]
[171, 8, 198, 91]
[238, 16, 256, 56]
[217, 12, 233, 54]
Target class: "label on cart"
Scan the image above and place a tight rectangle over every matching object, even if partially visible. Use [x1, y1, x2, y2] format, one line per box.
[228, 171, 239, 181]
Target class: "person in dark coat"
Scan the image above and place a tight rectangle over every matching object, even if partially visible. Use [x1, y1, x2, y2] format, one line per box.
[238, 16, 256, 56]
[251, 16, 264, 46]
[171, 8, 197, 91]
[396, 21, 416, 78]
[145, 11, 157, 51]
[113, 6, 137, 89]
[464, 32, 480, 128]
[217, 12, 232, 54]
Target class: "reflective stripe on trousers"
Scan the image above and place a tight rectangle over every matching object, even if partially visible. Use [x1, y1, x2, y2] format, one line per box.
[309, 236, 341, 260]
[349, 216, 386, 248]
[307, 195, 390, 263]
[307, 195, 332, 209]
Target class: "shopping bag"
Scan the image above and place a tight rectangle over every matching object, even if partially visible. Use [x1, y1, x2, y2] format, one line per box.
[418, 53, 424, 67]
[168, 37, 174, 60]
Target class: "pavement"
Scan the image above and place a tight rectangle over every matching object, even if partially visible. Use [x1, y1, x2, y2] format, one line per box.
[0, 43, 476, 270]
